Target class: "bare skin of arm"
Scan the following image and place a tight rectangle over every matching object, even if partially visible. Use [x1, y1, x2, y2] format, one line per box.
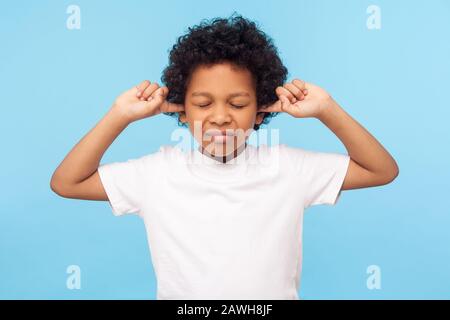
[317, 99, 399, 190]
[263, 79, 399, 190]
[50, 80, 184, 200]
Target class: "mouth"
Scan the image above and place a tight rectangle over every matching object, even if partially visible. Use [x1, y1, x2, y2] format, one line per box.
[211, 135, 235, 143]
[205, 129, 235, 136]
[204, 129, 236, 144]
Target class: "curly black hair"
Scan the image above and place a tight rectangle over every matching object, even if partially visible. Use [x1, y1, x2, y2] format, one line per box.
[160, 12, 289, 131]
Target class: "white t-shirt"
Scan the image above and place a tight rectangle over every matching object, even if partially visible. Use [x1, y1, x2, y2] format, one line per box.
[97, 143, 350, 300]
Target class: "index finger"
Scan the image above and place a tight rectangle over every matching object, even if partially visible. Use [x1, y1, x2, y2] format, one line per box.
[162, 101, 185, 113]
[259, 100, 283, 113]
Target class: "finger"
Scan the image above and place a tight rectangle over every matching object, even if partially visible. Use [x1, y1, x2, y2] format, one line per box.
[292, 79, 306, 90]
[163, 102, 185, 113]
[293, 79, 308, 96]
[146, 87, 161, 101]
[285, 83, 305, 101]
[151, 86, 168, 99]
[276, 86, 297, 104]
[136, 80, 151, 97]
[157, 86, 169, 98]
[144, 88, 166, 108]
[280, 95, 294, 113]
[259, 100, 282, 113]
[142, 82, 160, 100]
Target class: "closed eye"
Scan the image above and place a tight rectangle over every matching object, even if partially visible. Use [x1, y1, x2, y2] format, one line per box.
[197, 103, 246, 109]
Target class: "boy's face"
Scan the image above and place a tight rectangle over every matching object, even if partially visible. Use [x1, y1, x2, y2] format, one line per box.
[180, 62, 264, 158]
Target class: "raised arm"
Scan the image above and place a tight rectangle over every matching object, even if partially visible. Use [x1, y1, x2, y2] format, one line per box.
[261, 78, 399, 190]
[50, 80, 184, 200]
[316, 98, 399, 190]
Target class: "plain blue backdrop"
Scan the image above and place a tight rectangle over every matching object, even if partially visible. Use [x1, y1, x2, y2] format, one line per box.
[1, 0, 449, 299]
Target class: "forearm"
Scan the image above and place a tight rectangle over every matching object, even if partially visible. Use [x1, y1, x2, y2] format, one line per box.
[51, 106, 130, 186]
[317, 99, 398, 176]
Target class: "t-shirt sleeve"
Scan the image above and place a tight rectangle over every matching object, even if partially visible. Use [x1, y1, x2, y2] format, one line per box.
[97, 153, 157, 217]
[300, 149, 350, 208]
[279, 144, 351, 208]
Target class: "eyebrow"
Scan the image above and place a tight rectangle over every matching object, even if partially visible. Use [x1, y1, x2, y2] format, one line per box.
[191, 92, 250, 98]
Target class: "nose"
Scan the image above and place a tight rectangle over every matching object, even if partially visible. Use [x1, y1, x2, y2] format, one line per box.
[208, 103, 232, 126]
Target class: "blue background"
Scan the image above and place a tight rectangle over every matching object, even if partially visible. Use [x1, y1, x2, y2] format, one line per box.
[1, 0, 449, 299]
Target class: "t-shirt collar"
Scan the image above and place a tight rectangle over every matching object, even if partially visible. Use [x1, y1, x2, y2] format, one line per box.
[187, 142, 254, 182]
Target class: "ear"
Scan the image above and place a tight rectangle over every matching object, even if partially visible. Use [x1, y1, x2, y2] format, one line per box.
[179, 111, 187, 123]
[255, 111, 265, 125]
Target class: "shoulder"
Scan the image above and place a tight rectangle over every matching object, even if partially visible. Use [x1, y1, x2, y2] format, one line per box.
[120, 144, 182, 169]
[247, 143, 307, 174]
[276, 144, 347, 164]
[257, 143, 309, 166]
[257, 144, 345, 174]
[141, 144, 185, 158]
[276, 143, 308, 158]
[157, 144, 188, 162]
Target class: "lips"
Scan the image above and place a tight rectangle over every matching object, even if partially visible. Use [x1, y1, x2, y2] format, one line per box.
[204, 129, 236, 144]
[205, 129, 236, 137]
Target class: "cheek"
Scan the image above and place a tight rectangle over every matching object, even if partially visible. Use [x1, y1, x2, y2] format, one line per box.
[185, 106, 206, 124]
[187, 104, 206, 116]
[185, 108, 208, 140]
[237, 108, 259, 127]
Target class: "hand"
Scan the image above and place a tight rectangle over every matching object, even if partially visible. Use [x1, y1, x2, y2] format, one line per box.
[261, 79, 334, 119]
[112, 80, 184, 123]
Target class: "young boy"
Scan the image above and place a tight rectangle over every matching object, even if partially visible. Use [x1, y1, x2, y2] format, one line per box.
[50, 15, 398, 300]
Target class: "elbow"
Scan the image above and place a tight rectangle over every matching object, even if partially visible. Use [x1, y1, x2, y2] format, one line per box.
[380, 162, 400, 185]
[50, 174, 69, 198]
[390, 160, 400, 182]
[50, 177, 62, 196]
[385, 169, 399, 185]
